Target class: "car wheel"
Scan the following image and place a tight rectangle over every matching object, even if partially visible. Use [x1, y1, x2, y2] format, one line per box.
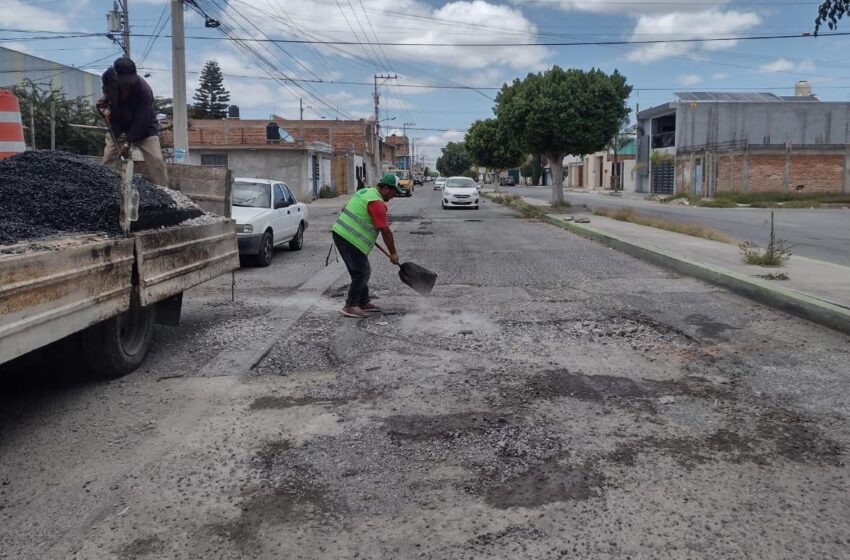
[255, 231, 274, 267]
[289, 222, 304, 251]
[475, 205, 480, 210]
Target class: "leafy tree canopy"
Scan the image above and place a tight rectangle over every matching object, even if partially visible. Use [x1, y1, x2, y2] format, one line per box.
[13, 79, 105, 155]
[464, 118, 524, 173]
[192, 60, 230, 119]
[815, 0, 850, 32]
[494, 66, 631, 201]
[436, 142, 472, 176]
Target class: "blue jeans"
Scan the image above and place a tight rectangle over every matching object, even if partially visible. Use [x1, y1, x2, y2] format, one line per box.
[333, 232, 371, 307]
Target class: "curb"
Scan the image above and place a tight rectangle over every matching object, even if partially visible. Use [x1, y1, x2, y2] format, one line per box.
[539, 213, 850, 336]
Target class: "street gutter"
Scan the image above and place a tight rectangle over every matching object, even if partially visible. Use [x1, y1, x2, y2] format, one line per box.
[484, 193, 850, 336]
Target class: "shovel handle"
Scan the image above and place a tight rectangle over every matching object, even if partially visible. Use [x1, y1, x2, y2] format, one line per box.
[374, 242, 399, 265]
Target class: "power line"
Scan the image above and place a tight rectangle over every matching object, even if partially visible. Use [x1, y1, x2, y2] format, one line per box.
[4, 28, 850, 47]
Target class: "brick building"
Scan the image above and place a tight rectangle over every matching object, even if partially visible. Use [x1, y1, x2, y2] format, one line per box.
[636, 85, 850, 196]
[161, 117, 380, 198]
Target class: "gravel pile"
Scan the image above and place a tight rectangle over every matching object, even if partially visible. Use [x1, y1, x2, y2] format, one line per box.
[0, 151, 203, 245]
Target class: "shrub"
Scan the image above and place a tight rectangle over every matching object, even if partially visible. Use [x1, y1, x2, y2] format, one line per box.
[318, 185, 338, 198]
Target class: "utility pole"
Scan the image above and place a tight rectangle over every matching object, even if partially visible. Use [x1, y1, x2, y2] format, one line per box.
[106, 2, 130, 56]
[171, 0, 188, 163]
[402, 122, 415, 170]
[29, 101, 35, 150]
[299, 98, 303, 144]
[122, 0, 130, 57]
[373, 73, 397, 178]
[50, 97, 55, 150]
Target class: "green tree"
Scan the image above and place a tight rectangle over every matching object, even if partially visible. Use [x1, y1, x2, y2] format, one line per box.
[495, 66, 632, 204]
[464, 118, 524, 191]
[815, 0, 850, 32]
[607, 119, 633, 191]
[192, 60, 230, 119]
[436, 142, 472, 176]
[13, 79, 105, 155]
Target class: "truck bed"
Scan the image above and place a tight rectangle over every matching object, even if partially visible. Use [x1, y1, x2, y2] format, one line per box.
[0, 219, 238, 366]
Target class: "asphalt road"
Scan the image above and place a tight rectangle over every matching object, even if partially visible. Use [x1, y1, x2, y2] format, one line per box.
[1, 187, 849, 559]
[511, 186, 850, 266]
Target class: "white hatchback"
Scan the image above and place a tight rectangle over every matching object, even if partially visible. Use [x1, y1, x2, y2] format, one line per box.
[434, 177, 447, 190]
[232, 178, 309, 267]
[441, 176, 480, 210]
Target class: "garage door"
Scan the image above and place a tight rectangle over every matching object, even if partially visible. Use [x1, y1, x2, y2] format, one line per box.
[651, 162, 674, 195]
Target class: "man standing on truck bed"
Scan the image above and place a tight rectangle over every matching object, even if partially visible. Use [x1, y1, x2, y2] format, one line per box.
[97, 57, 169, 187]
[332, 173, 405, 318]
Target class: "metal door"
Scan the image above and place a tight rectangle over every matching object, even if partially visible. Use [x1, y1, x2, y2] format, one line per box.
[695, 160, 703, 196]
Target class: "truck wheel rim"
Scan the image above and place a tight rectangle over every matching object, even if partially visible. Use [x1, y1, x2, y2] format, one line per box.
[118, 309, 148, 356]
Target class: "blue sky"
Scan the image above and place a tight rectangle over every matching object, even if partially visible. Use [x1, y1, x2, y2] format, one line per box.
[3, 0, 850, 164]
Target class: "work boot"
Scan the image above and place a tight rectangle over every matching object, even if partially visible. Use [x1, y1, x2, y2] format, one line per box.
[360, 302, 382, 313]
[341, 306, 367, 318]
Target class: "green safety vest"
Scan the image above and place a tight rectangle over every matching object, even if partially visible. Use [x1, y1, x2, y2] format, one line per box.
[332, 187, 383, 255]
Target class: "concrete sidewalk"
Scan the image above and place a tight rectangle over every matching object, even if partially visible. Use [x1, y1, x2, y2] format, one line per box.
[305, 194, 351, 208]
[516, 195, 850, 335]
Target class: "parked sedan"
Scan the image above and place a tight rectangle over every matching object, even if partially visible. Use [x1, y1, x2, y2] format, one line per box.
[441, 176, 480, 210]
[232, 178, 309, 267]
[434, 176, 447, 190]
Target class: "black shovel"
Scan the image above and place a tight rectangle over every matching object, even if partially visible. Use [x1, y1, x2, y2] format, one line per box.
[375, 243, 438, 297]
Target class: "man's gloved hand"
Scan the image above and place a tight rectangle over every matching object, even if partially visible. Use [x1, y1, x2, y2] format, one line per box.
[119, 143, 131, 158]
[390, 252, 400, 265]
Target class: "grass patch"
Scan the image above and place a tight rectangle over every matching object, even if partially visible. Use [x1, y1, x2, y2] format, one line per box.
[663, 191, 850, 208]
[755, 272, 790, 280]
[592, 207, 734, 243]
[739, 240, 791, 267]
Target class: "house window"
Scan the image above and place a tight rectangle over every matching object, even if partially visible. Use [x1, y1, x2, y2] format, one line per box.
[200, 154, 228, 166]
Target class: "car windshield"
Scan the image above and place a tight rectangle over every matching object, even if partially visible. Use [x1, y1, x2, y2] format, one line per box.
[446, 178, 476, 189]
[233, 182, 271, 208]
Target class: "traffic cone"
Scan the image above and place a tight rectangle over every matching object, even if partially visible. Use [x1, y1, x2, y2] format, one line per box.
[0, 89, 26, 160]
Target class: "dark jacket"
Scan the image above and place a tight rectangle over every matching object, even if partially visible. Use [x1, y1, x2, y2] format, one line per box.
[101, 69, 159, 142]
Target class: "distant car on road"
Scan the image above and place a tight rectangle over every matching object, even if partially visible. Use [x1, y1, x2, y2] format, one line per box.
[442, 176, 480, 210]
[434, 176, 447, 190]
[413, 176, 423, 186]
[499, 176, 516, 186]
[232, 178, 308, 267]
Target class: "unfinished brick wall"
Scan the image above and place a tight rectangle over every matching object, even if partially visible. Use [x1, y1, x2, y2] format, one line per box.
[789, 154, 845, 193]
[163, 118, 370, 154]
[716, 154, 746, 193]
[676, 160, 693, 194]
[746, 154, 786, 193]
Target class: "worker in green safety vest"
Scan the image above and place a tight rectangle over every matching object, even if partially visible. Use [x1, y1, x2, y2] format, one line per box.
[332, 173, 406, 318]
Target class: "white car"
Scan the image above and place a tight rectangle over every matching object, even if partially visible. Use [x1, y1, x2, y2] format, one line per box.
[434, 177, 447, 190]
[441, 176, 480, 210]
[232, 178, 309, 267]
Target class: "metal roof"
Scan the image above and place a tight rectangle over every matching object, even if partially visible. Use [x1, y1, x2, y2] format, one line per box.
[675, 92, 820, 103]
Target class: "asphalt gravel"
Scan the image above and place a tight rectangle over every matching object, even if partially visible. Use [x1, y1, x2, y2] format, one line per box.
[0, 151, 202, 244]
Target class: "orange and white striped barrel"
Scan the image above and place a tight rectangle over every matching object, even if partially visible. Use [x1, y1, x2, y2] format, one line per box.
[0, 89, 26, 160]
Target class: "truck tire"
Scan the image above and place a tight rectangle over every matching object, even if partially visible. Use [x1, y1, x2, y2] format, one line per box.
[81, 302, 156, 377]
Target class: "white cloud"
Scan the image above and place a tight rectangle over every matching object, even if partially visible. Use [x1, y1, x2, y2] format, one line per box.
[711, 72, 730, 80]
[417, 129, 467, 165]
[758, 58, 816, 74]
[222, 0, 550, 71]
[678, 74, 703, 86]
[626, 10, 761, 63]
[510, 0, 732, 15]
[0, 0, 70, 31]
